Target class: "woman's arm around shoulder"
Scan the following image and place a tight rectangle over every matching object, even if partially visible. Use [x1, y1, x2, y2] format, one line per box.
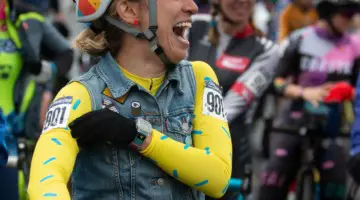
[28, 82, 92, 200]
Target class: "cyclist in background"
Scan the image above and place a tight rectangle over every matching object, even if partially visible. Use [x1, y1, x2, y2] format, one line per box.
[258, 0, 360, 199]
[278, 0, 318, 42]
[20, 0, 72, 134]
[17, 0, 71, 94]
[0, 0, 73, 199]
[187, 0, 280, 198]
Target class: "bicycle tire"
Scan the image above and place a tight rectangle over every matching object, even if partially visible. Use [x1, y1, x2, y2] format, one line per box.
[296, 172, 314, 200]
[303, 175, 314, 200]
[346, 181, 359, 200]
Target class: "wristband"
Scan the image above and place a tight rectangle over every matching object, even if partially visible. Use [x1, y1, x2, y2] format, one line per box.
[274, 78, 290, 95]
[130, 118, 152, 150]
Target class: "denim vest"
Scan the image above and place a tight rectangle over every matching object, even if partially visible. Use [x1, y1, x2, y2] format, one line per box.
[70, 53, 204, 200]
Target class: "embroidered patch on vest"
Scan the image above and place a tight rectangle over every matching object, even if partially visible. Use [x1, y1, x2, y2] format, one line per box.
[102, 87, 129, 104]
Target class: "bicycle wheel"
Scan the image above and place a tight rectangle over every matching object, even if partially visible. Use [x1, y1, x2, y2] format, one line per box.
[346, 181, 359, 200]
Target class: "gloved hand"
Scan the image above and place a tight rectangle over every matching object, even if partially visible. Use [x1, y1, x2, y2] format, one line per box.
[349, 154, 360, 184]
[323, 81, 354, 103]
[69, 109, 138, 148]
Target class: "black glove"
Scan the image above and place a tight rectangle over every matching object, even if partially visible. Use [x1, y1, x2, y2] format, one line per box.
[69, 109, 138, 148]
[349, 154, 360, 184]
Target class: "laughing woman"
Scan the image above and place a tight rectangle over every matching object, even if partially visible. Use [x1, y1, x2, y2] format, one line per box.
[28, 0, 232, 200]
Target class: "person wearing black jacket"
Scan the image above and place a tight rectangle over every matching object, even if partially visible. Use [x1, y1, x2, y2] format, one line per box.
[187, 0, 280, 198]
[0, 0, 73, 199]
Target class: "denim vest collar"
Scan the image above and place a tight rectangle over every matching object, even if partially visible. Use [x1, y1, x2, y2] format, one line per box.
[96, 52, 185, 98]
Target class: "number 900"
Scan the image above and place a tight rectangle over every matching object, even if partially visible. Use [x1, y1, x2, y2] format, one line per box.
[207, 92, 224, 115]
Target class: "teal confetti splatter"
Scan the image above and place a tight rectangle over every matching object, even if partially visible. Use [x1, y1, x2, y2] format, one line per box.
[43, 193, 57, 197]
[72, 99, 81, 110]
[51, 138, 62, 146]
[43, 157, 56, 165]
[184, 144, 191, 150]
[222, 126, 231, 138]
[160, 135, 169, 140]
[205, 147, 210, 155]
[40, 175, 54, 183]
[192, 130, 203, 135]
[204, 77, 211, 81]
[173, 170, 179, 178]
[195, 180, 209, 187]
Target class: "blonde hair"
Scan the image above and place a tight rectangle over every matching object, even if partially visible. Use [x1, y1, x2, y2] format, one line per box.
[208, 1, 264, 46]
[208, 2, 220, 46]
[73, 0, 137, 56]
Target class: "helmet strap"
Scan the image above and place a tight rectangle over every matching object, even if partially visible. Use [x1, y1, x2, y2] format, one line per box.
[103, 17, 175, 67]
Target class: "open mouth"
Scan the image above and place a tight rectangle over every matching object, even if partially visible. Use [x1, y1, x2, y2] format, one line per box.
[172, 21, 192, 43]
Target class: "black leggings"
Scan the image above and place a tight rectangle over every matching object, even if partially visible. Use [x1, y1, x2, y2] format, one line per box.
[257, 132, 347, 200]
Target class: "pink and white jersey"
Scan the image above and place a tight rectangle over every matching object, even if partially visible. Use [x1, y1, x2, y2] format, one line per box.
[277, 26, 360, 87]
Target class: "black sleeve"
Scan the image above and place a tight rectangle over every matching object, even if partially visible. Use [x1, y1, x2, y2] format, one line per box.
[223, 40, 281, 123]
[275, 35, 302, 78]
[351, 58, 360, 86]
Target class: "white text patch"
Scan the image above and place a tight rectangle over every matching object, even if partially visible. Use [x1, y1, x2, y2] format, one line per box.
[42, 96, 73, 132]
[202, 77, 227, 121]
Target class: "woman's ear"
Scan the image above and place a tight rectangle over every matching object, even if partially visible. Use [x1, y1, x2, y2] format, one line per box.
[115, 0, 141, 25]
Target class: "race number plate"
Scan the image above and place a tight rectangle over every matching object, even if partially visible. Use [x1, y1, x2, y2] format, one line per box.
[42, 96, 73, 132]
[203, 77, 227, 121]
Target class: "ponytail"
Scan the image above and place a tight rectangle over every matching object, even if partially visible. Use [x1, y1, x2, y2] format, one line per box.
[208, 2, 220, 46]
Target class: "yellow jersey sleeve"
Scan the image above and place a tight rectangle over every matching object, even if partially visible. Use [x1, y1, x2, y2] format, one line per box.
[28, 82, 92, 200]
[141, 61, 232, 198]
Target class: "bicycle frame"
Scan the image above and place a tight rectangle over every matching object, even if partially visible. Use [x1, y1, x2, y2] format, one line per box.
[0, 110, 8, 166]
[0, 110, 32, 199]
[226, 165, 252, 200]
[347, 180, 359, 200]
[273, 102, 350, 200]
[295, 131, 318, 200]
[228, 179, 245, 200]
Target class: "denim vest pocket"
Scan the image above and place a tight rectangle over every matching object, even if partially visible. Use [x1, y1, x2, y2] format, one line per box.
[72, 145, 121, 200]
[165, 107, 194, 144]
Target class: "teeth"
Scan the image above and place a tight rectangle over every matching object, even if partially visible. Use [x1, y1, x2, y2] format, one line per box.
[174, 22, 192, 28]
